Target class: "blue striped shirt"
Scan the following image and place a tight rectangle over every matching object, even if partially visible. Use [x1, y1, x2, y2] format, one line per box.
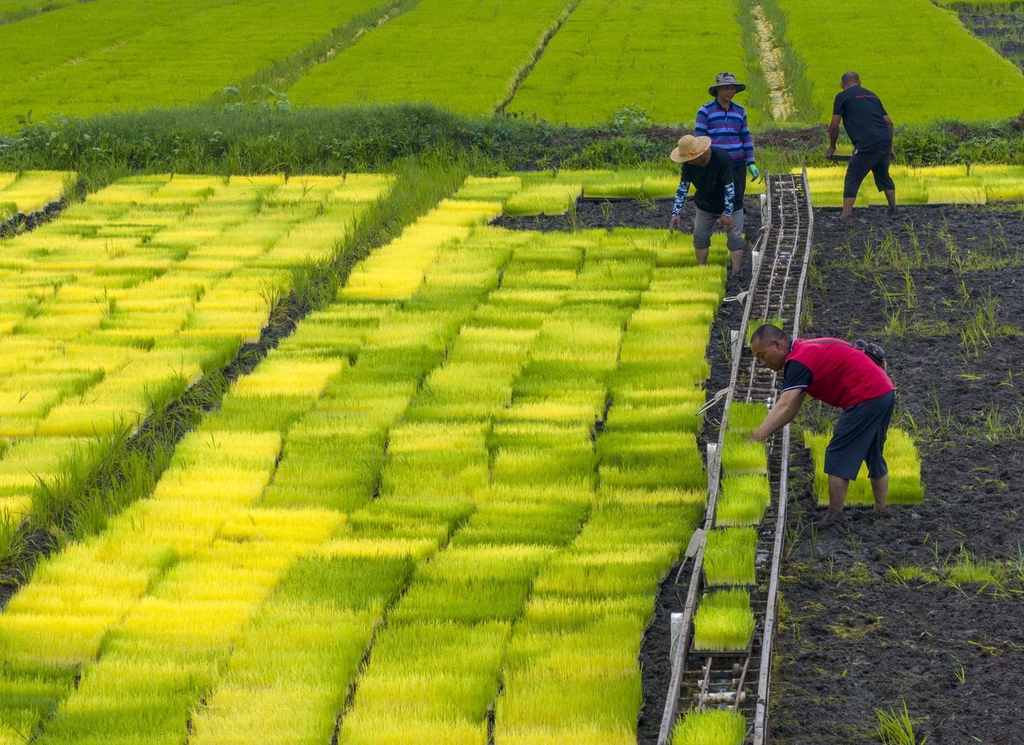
[695, 100, 755, 165]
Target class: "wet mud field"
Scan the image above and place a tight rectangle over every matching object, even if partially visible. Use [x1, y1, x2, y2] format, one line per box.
[499, 198, 1024, 743]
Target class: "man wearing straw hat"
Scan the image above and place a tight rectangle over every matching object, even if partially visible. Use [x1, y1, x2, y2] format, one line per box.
[697, 72, 758, 221]
[667, 134, 745, 276]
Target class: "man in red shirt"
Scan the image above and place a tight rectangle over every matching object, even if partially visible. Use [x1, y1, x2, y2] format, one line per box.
[747, 325, 896, 523]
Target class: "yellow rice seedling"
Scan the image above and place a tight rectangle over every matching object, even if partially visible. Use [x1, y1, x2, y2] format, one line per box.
[230, 356, 345, 399]
[0, 170, 72, 212]
[338, 718, 486, 745]
[0, 613, 113, 664]
[421, 199, 502, 226]
[599, 486, 706, 508]
[170, 427, 284, 468]
[454, 175, 522, 201]
[926, 181, 986, 204]
[316, 536, 439, 562]
[0, 172, 19, 190]
[501, 394, 606, 425]
[495, 724, 636, 745]
[150, 467, 272, 507]
[190, 683, 342, 745]
[503, 183, 582, 216]
[327, 173, 395, 203]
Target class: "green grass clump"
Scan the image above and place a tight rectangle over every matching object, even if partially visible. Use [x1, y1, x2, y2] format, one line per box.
[692, 589, 756, 652]
[672, 707, 747, 745]
[703, 528, 758, 587]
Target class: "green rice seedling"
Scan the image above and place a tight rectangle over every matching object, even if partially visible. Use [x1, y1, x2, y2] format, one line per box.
[519, 596, 654, 632]
[203, 395, 311, 434]
[450, 498, 591, 547]
[805, 429, 923, 506]
[388, 545, 551, 625]
[493, 654, 638, 736]
[746, 317, 784, 347]
[530, 544, 680, 600]
[720, 430, 768, 475]
[572, 503, 702, 551]
[778, 0, 1024, 124]
[875, 700, 925, 745]
[716, 474, 771, 527]
[599, 437, 705, 491]
[692, 589, 756, 652]
[726, 401, 769, 436]
[672, 707, 747, 745]
[454, 176, 523, 202]
[703, 528, 758, 587]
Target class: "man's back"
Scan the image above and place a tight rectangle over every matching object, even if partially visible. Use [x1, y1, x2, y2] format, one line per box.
[833, 85, 890, 148]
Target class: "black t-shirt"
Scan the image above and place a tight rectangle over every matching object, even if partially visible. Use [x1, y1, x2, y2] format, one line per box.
[832, 85, 891, 149]
[681, 147, 735, 214]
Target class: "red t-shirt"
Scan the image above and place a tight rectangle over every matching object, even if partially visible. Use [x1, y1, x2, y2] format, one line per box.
[781, 338, 894, 410]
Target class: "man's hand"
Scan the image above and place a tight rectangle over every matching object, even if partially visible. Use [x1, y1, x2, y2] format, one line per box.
[719, 214, 734, 231]
[669, 215, 681, 232]
[747, 164, 760, 180]
[825, 144, 836, 159]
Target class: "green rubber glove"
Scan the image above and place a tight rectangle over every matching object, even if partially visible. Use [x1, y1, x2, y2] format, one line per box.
[747, 164, 760, 179]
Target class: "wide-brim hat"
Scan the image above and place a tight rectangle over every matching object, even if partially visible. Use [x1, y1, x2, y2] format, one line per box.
[670, 134, 712, 164]
[709, 71, 746, 96]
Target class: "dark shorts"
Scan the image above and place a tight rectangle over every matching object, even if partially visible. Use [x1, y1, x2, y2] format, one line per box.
[844, 142, 895, 198]
[824, 390, 895, 480]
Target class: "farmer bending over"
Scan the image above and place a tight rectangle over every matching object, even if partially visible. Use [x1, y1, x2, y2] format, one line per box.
[668, 134, 745, 277]
[747, 325, 895, 524]
[826, 71, 896, 219]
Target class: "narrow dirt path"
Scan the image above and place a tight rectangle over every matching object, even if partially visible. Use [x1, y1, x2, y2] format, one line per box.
[751, 4, 793, 122]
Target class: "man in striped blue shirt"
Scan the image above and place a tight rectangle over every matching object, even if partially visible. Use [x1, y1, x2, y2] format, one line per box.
[695, 72, 758, 239]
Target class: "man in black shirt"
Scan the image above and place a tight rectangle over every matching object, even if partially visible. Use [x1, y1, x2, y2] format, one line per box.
[668, 134, 745, 275]
[826, 71, 896, 219]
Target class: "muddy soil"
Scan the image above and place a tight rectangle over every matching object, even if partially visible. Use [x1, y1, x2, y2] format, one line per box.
[553, 201, 1024, 744]
[957, 10, 1024, 72]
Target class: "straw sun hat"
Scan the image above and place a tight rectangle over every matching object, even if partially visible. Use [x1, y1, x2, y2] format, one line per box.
[669, 134, 712, 164]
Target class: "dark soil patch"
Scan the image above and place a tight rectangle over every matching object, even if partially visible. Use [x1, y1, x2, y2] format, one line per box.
[958, 9, 1024, 72]
[636, 201, 1024, 744]
[770, 204, 1024, 744]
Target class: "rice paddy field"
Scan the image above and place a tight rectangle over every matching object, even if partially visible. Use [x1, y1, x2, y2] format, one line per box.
[1, 0, 1024, 129]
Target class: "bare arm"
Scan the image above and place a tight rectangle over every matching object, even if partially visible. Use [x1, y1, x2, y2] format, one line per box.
[823, 115, 839, 149]
[749, 389, 806, 442]
[883, 114, 894, 140]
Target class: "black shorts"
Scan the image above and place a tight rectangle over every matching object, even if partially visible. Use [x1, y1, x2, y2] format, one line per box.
[843, 142, 895, 198]
[824, 390, 895, 480]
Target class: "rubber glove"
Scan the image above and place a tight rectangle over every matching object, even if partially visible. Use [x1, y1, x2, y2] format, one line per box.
[747, 164, 760, 180]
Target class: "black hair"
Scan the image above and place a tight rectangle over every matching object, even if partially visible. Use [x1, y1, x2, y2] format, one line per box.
[750, 324, 789, 346]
